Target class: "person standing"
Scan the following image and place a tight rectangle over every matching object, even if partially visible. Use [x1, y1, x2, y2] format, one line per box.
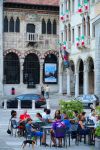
[45, 85, 50, 99]
[41, 85, 45, 97]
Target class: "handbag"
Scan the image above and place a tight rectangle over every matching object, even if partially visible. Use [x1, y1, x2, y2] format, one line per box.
[7, 128, 11, 134]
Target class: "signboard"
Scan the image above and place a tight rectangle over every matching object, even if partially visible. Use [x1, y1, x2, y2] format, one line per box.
[44, 63, 57, 83]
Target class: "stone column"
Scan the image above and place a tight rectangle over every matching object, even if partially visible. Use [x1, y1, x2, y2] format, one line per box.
[84, 62, 89, 95]
[40, 59, 44, 85]
[20, 58, 24, 85]
[0, 0, 4, 96]
[59, 61, 63, 94]
[94, 18, 100, 99]
[67, 68, 71, 95]
[75, 71, 79, 97]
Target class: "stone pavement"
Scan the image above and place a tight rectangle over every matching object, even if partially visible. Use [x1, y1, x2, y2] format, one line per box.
[0, 108, 95, 150]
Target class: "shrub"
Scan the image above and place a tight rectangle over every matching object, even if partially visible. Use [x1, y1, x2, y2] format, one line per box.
[59, 100, 83, 118]
[96, 106, 100, 116]
[95, 125, 100, 138]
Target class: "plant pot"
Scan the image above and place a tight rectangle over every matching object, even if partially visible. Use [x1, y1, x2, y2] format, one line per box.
[95, 137, 100, 150]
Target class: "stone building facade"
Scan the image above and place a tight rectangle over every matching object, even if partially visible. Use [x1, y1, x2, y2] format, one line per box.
[59, 0, 100, 98]
[0, 0, 59, 96]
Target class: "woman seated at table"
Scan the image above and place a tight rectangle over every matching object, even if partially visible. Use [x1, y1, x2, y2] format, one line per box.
[54, 110, 61, 119]
[43, 109, 52, 123]
[35, 113, 44, 122]
[50, 115, 66, 147]
[78, 114, 90, 135]
[25, 118, 48, 146]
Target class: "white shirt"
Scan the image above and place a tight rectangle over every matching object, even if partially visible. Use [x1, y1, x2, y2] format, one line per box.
[45, 86, 50, 92]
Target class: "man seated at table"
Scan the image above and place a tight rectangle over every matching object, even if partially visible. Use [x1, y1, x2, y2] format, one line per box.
[25, 118, 48, 146]
[20, 110, 31, 122]
[50, 115, 66, 147]
[43, 109, 52, 123]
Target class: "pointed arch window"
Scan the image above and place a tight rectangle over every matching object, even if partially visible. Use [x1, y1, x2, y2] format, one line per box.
[4, 16, 8, 32]
[9, 17, 14, 32]
[82, 17, 86, 36]
[47, 19, 52, 34]
[4, 52, 20, 84]
[87, 16, 90, 37]
[42, 19, 46, 34]
[68, 24, 71, 41]
[53, 19, 57, 35]
[15, 17, 20, 32]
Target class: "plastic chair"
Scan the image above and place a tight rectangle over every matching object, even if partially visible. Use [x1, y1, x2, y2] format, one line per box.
[10, 119, 18, 137]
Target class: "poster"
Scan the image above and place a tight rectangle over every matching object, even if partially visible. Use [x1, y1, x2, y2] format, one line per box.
[44, 63, 57, 83]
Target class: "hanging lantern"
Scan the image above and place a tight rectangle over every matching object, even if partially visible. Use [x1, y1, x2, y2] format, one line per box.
[78, 4, 83, 13]
[76, 37, 80, 47]
[81, 35, 85, 46]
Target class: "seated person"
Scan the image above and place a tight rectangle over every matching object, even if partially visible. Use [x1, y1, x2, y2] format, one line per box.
[11, 112, 19, 128]
[20, 110, 31, 122]
[54, 110, 61, 119]
[50, 115, 66, 147]
[43, 109, 52, 123]
[25, 118, 48, 146]
[35, 113, 44, 122]
[62, 113, 71, 129]
[73, 110, 79, 122]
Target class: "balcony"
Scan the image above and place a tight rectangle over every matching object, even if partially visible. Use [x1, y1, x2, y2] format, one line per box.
[76, 36, 90, 49]
[3, 33, 59, 50]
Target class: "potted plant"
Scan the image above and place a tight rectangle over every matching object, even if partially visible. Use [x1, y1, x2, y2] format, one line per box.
[95, 125, 100, 149]
[95, 106, 100, 149]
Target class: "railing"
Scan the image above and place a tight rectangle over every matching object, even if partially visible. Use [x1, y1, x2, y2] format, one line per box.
[3, 33, 59, 50]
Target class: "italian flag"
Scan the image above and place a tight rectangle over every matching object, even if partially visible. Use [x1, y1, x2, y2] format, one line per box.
[63, 41, 66, 50]
[78, 4, 82, 13]
[81, 35, 85, 46]
[84, 0, 88, 11]
[76, 37, 80, 47]
[65, 10, 69, 19]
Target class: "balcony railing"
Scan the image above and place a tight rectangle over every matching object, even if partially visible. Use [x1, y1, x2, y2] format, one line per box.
[3, 33, 59, 50]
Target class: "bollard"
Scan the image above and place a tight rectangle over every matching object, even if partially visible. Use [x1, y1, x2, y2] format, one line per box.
[32, 100, 35, 110]
[18, 99, 21, 110]
[46, 99, 50, 109]
[4, 99, 7, 109]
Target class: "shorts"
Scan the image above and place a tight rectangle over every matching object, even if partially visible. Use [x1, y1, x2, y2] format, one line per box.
[31, 131, 43, 137]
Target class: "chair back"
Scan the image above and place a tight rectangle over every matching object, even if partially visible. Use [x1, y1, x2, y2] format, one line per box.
[11, 119, 18, 129]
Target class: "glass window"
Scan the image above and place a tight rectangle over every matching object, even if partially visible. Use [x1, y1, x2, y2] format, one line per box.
[9, 17, 14, 32]
[26, 24, 35, 33]
[23, 53, 40, 84]
[47, 19, 52, 34]
[4, 52, 20, 84]
[72, 28, 74, 43]
[15, 17, 20, 32]
[53, 20, 57, 34]
[4, 16, 8, 32]
[42, 19, 46, 34]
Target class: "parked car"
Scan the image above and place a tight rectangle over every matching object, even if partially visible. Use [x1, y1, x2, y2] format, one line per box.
[2, 94, 46, 108]
[74, 94, 99, 108]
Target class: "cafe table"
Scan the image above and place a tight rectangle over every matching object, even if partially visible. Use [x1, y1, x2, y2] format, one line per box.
[42, 125, 52, 145]
[86, 125, 95, 145]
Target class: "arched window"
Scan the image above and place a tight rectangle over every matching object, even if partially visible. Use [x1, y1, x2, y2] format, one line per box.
[53, 20, 57, 35]
[26, 24, 35, 33]
[15, 17, 20, 32]
[64, 25, 67, 41]
[4, 16, 8, 32]
[87, 16, 90, 36]
[9, 17, 14, 32]
[82, 17, 86, 36]
[4, 52, 20, 84]
[47, 19, 52, 34]
[23, 53, 40, 84]
[42, 19, 46, 34]
[68, 24, 71, 41]
[43, 54, 58, 84]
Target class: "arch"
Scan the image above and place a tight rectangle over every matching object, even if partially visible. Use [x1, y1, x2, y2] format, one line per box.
[4, 16, 8, 32]
[26, 24, 35, 33]
[4, 49, 21, 58]
[42, 18, 46, 34]
[47, 19, 52, 34]
[44, 50, 59, 58]
[24, 50, 41, 59]
[23, 53, 40, 84]
[4, 52, 20, 84]
[9, 17, 14, 32]
[43, 54, 58, 84]
[87, 57, 94, 94]
[78, 59, 84, 95]
[15, 17, 20, 32]
[53, 19, 57, 35]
